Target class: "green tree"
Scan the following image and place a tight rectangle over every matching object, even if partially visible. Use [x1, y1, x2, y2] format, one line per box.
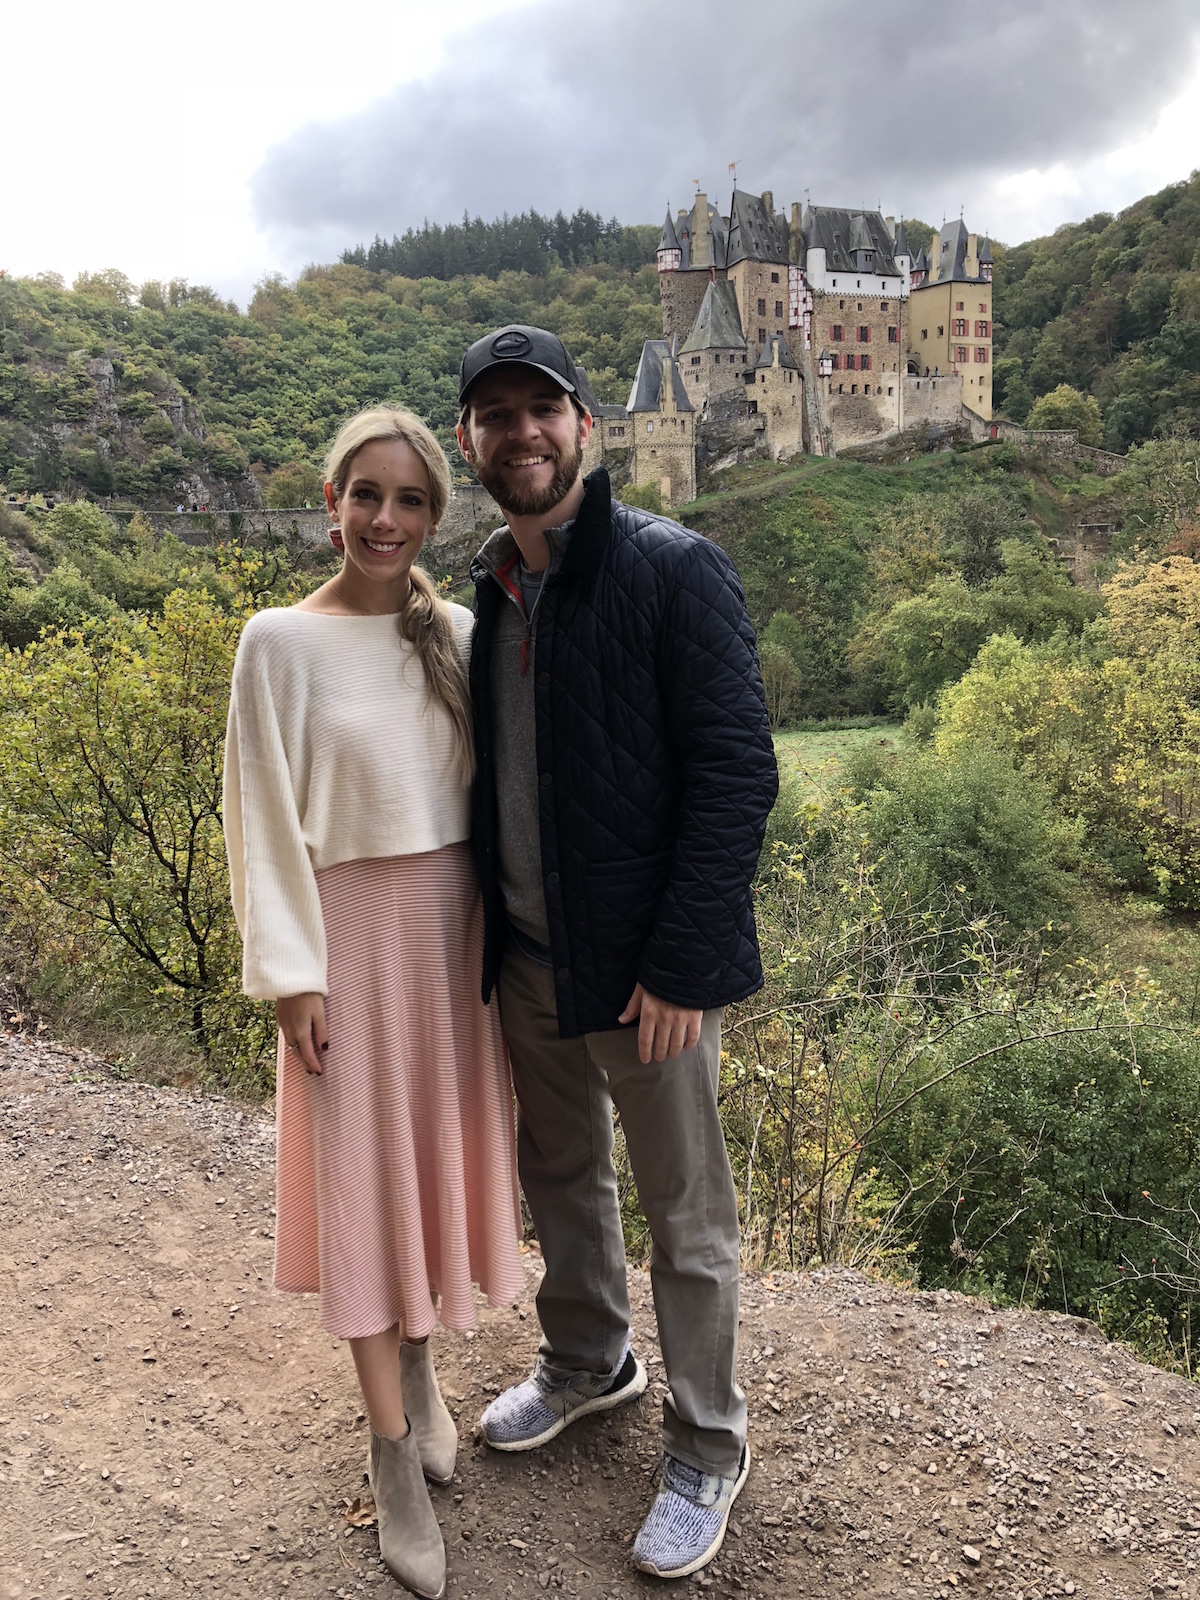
[1024, 384, 1104, 446]
[0, 587, 272, 1076]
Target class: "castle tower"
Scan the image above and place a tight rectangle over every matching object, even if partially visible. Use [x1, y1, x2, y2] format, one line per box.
[893, 219, 912, 293]
[656, 209, 682, 274]
[627, 339, 696, 507]
[753, 333, 804, 461]
[678, 278, 748, 408]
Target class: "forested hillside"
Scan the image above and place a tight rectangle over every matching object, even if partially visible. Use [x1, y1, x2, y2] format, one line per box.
[341, 206, 660, 279]
[0, 261, 661, 506]
[992, 170, 1200, 445]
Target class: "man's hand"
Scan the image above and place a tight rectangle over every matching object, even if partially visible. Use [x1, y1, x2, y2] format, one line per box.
[619, 984, 703, 1065]
[275, 993, 329, 1075]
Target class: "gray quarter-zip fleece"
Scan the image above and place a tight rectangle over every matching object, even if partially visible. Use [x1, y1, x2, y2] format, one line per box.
[473, 520, 574, 956]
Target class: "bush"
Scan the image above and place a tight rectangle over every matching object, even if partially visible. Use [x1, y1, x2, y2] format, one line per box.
[844, 739, 1082, 933]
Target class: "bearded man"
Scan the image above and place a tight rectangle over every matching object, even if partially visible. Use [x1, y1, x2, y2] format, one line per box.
[456, 325, 778, 1578]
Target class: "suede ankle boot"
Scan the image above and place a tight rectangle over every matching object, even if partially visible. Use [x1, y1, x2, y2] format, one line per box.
[368, 1423, 446, 1600]
[401, 1338, 458, 1485]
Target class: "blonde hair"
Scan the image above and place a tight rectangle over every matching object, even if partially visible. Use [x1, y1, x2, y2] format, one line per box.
[325, 406, 474, 784]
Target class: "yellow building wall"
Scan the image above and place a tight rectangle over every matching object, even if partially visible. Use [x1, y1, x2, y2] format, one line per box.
[906, 242, 992, 419]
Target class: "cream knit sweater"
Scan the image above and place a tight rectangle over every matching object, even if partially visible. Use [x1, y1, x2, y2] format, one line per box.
[223, 603, 473, 1000]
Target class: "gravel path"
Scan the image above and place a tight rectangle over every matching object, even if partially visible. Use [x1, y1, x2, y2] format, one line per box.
[4, 1023, 1200, 1600]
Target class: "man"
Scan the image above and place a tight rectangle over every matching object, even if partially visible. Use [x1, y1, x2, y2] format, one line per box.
[457, 324, 778, 1578]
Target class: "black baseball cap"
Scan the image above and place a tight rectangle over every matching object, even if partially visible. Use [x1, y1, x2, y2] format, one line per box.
[459, 324, 591, 409]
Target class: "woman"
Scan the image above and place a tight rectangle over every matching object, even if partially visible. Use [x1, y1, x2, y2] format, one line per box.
[223, 407, 524, 1600]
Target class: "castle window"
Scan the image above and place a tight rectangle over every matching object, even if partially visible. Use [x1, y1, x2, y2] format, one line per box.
[887, 386, 894, 396]
[979, 302, 987, 312]
[851, 383, 857, 393]
[691, 355, 700, 365]
[861, 353, 871, 371]
[937, 325, 945, 337]
[880, 301, 888, 311]
[846, 353, 856, 370]
[830, 353, 840, 370]
[774, 301, 783, 317]
[838, 383, 843, 393]
[757, 298, 766, 316]
[921, 328, 928, 340]
[956, 300, 964, 311]
[830, 324, 843, 341]
[730, 355, 736, 363]
[857, 326, 870, 342]
[954, 346, 968, 365]
[770, 271, 780, 283]
[976, 320, 989, 337]
[747, 400, 758, 414]
[757, 328, 765, 342]
[953, 318, 967, 336]
[975, 346, 989, 363]
[887, 325, 899, 343]
[857, 302, 862, 311]
[646, 421, 654, 434]
[839, 299, 844, 310]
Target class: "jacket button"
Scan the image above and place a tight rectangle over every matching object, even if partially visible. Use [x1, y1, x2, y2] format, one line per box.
[546, 871, 560, 886]
[539, 772, 552, 787]
[556, 967, 570, 982]
[537, 671, 550, 686]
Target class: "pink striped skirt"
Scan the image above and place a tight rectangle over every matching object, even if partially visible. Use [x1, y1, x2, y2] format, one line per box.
[273, 844, 524, 1339]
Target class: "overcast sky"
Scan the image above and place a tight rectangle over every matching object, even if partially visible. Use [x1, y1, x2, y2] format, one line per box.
[4, 0, 1199, 308]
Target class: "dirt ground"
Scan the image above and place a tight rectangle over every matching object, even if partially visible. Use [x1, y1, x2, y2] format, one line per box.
[5, 1026, 1200, 1600]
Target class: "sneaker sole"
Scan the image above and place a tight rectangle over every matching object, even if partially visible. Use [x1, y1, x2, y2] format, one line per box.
[632, 1441, 752, 1579]
[482, 1359, 648, 1453]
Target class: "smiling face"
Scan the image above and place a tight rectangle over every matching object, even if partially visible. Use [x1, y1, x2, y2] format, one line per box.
[325, 438, 435, 605]
[456, 366, 591, 520]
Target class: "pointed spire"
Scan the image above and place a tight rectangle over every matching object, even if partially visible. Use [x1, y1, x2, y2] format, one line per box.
[978, 236, 993, 263]
[894, 219, 910, 257]
[658, 207, 681, 252]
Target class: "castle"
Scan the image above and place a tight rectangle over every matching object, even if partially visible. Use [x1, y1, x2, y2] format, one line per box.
[585, 183, 994, 506]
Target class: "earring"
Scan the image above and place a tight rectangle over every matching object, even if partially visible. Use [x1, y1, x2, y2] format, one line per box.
[328, 526, 344, 553]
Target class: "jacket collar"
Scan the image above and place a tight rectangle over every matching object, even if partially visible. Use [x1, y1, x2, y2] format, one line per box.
[470, 467, 612, 590]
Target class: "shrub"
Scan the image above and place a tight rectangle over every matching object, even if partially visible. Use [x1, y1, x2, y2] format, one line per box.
[844, 739, 1082, 933]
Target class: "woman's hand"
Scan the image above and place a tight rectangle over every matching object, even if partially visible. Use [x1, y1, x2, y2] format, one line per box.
[275, 993, 329, 1075]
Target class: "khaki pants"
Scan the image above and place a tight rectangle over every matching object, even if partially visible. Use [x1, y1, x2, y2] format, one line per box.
[498, 944, 746, 1475]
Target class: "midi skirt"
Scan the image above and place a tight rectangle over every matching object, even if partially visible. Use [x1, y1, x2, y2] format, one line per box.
[273, 843, 525, 1339]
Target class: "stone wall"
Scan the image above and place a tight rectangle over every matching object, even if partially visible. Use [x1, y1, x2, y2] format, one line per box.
[727, 260, 791, 356]
[658, 269, 716, 344]
[902, 372, 963, 427]
[959, 413, 1128, 476]
[104, 481, 505, 583]
[813, 285, 905, 446]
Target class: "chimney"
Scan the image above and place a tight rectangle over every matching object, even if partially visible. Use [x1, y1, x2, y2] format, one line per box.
[762, 190, 774, 216]
[885, 214, 895, 238]
[692, 192, 711, 269]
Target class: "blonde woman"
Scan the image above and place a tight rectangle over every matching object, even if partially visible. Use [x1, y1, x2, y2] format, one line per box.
[223, 408, 524, 1600]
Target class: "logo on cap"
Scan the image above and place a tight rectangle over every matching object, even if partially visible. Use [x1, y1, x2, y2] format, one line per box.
[491, 330, 533, 358]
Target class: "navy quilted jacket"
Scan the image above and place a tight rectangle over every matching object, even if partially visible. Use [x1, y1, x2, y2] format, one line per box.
[469, 467, 779, 1039]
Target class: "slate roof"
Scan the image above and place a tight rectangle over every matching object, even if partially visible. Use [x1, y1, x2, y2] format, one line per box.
[912, 245, 928, 272]
[679, 280, 747, 354]
[596, 403, 629, 419]
[894, 220, 910, 257]
[627, 340, 694, 413]
[726, 189, 789, 267]
[755, 333, 798, 371]
[801, 206, 901, 276]
[922, 218, 989, 285]
[658, 208, 681, 253]
[979, 236, 993, 264]
[671, 197, 729, 271]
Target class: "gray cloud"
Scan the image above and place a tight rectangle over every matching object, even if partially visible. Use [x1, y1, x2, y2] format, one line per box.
[251, 0, 1200, 259]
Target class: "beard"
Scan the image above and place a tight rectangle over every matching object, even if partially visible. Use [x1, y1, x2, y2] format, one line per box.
[472, 424, 585, 518]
